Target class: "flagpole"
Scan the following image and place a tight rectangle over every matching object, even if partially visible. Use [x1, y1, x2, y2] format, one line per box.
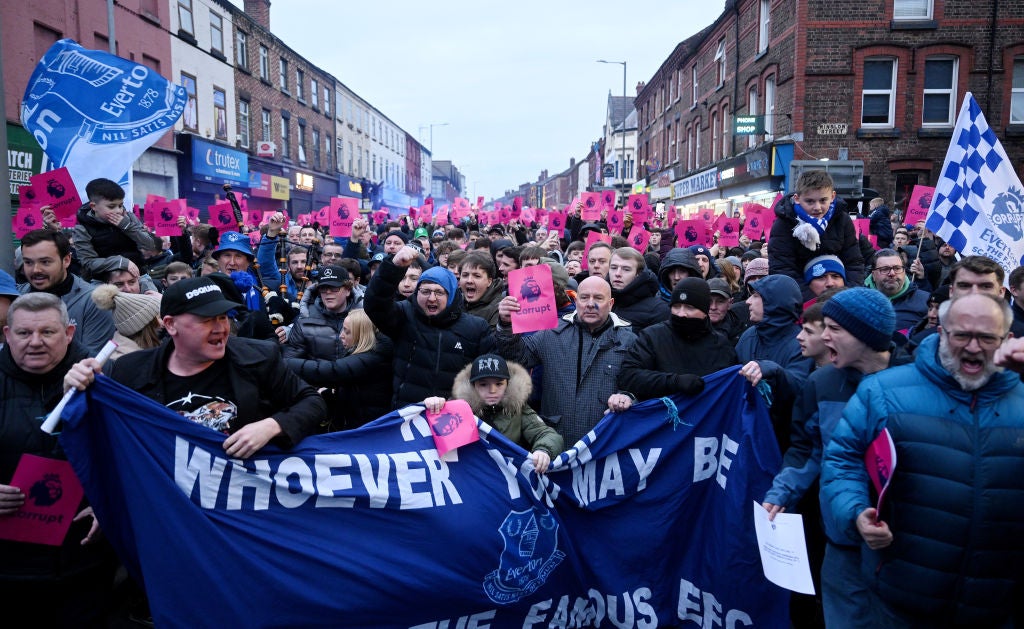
[41, 340, 118, 434]
[0, 11, 13, 275]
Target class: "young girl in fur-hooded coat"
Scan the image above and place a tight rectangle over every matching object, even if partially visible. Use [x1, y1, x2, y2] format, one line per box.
[425, 354, 563, 473]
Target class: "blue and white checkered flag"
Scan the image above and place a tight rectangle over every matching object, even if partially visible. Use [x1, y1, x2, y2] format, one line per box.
[924, 92, 1024, 275]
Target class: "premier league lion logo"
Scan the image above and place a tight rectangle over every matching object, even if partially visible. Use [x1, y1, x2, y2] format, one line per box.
[217, 211, 233, 225]
[46, 179, 66, 198]
[430, 412, 462, 437]
[550, 215, 562, 228]
[749, 217, 760, 229]
[24, 215, 36, 227]
[483, 508, 565, 604]
[160, 207, 174, 222]
[28, 473, 63, 507]
[337, 206, 349, 220]
[990, 187, 1024, 240]
[520, 277, 542, 302]
[585, 196, 596, 209]
[685, 225, 699, 243]
[723, 222, 735, 234]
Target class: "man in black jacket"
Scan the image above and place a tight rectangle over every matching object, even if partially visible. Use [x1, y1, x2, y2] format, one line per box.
[65, 277, 324, 459]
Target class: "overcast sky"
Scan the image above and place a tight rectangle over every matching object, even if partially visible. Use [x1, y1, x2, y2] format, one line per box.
[249, 1, 726, 200]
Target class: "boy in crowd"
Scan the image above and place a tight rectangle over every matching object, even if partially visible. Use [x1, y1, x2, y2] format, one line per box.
[70, 178, 157, 281]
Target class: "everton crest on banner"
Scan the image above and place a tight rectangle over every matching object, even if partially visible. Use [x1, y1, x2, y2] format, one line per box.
[21, 39, 187, 205]
[60, 367, 788, 628]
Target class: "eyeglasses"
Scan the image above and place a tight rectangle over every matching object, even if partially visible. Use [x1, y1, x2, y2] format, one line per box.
[417, 288, 448, 299]
[944, 329, 1005, 349]
[872, 265, 905, 276]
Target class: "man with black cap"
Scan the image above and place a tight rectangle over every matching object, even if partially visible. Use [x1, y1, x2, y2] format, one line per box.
[283, 266, 358, 362]
[708, 277, 750, 346]
[365, 244, 495, 409]
[64, 277, 325, 459]
[619, 277, 738, 401]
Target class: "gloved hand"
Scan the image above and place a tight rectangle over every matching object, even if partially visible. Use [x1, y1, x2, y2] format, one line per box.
[675, 374, 705, 396]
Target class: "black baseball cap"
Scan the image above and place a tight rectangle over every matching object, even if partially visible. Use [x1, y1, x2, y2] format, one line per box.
[317, 265, 351, 288]
[470, 354, 510, 382]
[161, 277, 243, 317]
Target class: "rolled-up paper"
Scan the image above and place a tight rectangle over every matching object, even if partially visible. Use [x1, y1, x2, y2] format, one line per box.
[40, 340, 118, 434]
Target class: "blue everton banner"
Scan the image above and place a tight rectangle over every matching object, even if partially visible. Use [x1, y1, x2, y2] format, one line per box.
[21, 39, 187, 205]
[60, 367, 787, 628]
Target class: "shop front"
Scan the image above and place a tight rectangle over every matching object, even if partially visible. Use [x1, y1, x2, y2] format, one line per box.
[7, 122, 48, 205]
[178, 135, 250, 219]
[248, 168, 289, 215]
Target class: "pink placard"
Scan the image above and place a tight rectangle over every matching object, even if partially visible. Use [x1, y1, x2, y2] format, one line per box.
[184, 206, 200, 225]
[373, 210, 389, 224]
[697, 207, 715, 227]
[864, 427, 896, 519]
[248, 231, 261, 247]
[436, 205, 450, 225]
[743, 203, 768, 239]
[600, 189, 617, 212]
[13, 204, 43, 238]
[521, 207, 536, 224]
[905, 185, 934, 227]
[499, 208, 512, 224]
[607, 209, 625, 233]
[582, 231, 612, 271]
[29, 167, 82, 228]
[0, 454, 84, 546]
[476, 196, 484, 210]
[548, 211, 567, 232]
[675, 219, 711, 248]
[853, 218, 871, 238]
[152, 198, 186, 237]
[329, 197, 358, 237]
[512, 196, 523, 214]
[580, 192, 602, 221]
[509, 265, 559, 334]
[314, 206, 329, 227]
[627, 194, 651, 225]
[717, 218, 740, 247]
[425, 399, 479, 456]
[627, 225, 652, 253]
[209, 200, 237, 229]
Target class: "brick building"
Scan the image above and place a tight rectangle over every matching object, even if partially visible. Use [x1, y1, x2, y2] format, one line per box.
[636, 0, 1024, 217]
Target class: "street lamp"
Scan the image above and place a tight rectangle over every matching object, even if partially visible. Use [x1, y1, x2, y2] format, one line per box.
[419, 122, 448, 154]
[597, 59, 627, 205]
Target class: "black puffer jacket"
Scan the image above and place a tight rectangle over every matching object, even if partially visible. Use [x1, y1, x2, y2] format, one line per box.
[71, 203, 148, 279]
[0, 341, 118, 581]
[611, 269, 668, 333]
[285, 333, 394, 430]
[282, 298, 349, 361]
[768, 196, 865, 300]
[364, 258, 496, 408]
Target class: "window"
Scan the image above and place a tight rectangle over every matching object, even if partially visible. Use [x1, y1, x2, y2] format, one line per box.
[677, 122, 683, 162]
[312, 128, 320, 169]
[1013, 58, 1024, 124]
[349, 141, 354, 174]
[210, 13, 223, 55]
[922, 57, 957, 126]
[259, 45, 269, 81]
[279, 58, 288, 92]
[894, 0, 932, 20]
[721, 104, 729, 158]
[765, 76, 776, 140]
[297, 120, 306, 162]
[694, 121, 702, 168]
[236, 31, 249, 70]
[711, 112, 719, 162]
[337, 138, 344, 173]
[747, 86, 758, 148]
[281, 117, 290, 159]
[311, 79, 319, 109]
[691, 65, 698, 106]
[715, 40, 726, 86]
[686, 125, 694, 171]
[261, 109, 271, 142]
[238, 100, 250, 148]
[324, 87, 330, 116]
[296, 69, 305, 101]
[862, 58, 897, 126]
[180, 72, 197, 131]
[372, 155, 377, 180]
[177, 0, 194, 36]
[325, 135, 331, 171]
[670, 71, 676, 102]
[669, 124, 676, 164]
[213, 87, 227, 140]
[758, 0, 770, 53]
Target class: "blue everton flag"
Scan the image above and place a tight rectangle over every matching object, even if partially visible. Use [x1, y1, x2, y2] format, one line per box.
[21, 39, 187, 205]
[60, 367, 787, 628]
[924, 92, 1024, 274]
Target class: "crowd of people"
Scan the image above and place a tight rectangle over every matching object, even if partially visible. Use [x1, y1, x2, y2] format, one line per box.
[4, 170, 1024, 627]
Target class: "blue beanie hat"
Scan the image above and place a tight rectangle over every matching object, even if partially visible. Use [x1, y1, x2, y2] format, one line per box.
[417, 266, 458, 308]
[213, 231, 254, 260]
[822, 287, 895, 352]
[688, 245, 711, 258]
[804, 255, 847, 284]
[0, 269, 18, 298]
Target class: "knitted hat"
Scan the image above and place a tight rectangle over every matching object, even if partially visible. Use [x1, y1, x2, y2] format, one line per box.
[90, 284, 161, 337]
[469, 354, 510, 382]
[744, 257, 769, 282]
[804, 255, 847, 284]
[688, 245, 711, 259]
[384, 230, 410, 245]
[822, 287, 896, 352]
[670, 277, 711, 315]
[416, 266, 458, 307]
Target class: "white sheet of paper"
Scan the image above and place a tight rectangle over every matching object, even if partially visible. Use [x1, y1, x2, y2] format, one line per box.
[752, 501, 816, 595]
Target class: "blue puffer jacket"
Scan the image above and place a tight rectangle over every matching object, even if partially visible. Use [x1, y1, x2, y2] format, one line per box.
[821, 333, 1024, 625]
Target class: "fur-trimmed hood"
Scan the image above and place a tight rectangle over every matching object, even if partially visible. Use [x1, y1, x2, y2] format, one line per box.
[452, 360, 532, 417]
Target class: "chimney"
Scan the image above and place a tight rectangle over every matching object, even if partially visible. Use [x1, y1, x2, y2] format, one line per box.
[244, 0, 271, 30]
[569, 157, 576, 168]
[636, 81, 646, 95]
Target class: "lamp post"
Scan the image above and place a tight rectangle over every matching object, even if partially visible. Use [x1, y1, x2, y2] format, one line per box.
[597, 59, 627, 205]
[419, 122, 448, 154]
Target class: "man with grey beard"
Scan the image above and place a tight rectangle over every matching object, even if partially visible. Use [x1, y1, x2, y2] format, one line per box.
[820, 293, 1024, 627]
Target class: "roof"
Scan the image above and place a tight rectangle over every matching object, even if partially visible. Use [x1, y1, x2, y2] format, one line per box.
[608, 94, 633, 129]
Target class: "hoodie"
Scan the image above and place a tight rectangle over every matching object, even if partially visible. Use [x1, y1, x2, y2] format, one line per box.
[656, 248, 703, 302]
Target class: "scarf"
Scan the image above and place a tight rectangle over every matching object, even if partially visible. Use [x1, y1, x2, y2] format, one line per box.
[791, 199, 837, 251]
